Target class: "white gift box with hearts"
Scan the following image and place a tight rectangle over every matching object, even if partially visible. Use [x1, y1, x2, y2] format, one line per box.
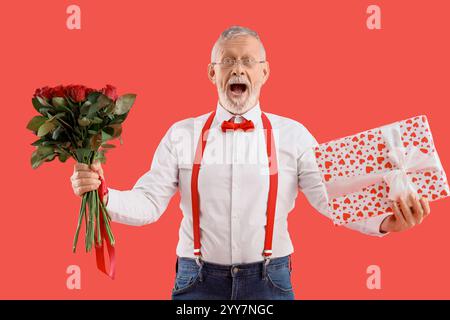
[314, 115, 449, 225]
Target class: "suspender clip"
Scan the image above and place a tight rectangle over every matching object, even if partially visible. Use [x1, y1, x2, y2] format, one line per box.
[195, 255, 203, 268]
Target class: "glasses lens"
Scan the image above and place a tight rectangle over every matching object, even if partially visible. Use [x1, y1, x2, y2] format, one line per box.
[223, 58, 234, 67]
[242, 58, 255, 67]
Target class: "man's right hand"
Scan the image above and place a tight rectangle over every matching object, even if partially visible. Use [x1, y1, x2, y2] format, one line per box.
[71, 160, 107, 204]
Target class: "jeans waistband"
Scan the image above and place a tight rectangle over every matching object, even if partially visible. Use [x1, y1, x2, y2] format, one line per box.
[176, 255, 291, 277]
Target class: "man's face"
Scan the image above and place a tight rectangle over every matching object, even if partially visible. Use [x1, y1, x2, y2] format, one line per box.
[208, 35, 270, 114]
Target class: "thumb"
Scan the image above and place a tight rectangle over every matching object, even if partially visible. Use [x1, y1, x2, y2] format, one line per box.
[90, 160, 104, 179]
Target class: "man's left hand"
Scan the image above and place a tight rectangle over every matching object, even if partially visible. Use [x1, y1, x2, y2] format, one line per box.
[380, 192, 431, 233]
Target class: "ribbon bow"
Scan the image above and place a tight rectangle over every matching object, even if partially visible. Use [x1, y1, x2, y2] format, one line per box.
[221, 117, 255, 132]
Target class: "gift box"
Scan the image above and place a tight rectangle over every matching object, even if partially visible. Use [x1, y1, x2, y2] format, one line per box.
[314, 115, 449, 225]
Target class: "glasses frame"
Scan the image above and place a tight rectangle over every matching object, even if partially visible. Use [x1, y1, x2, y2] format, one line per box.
[211, 57, 266, 68]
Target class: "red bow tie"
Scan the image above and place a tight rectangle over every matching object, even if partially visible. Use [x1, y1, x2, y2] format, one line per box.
[221, 117, 255, 132]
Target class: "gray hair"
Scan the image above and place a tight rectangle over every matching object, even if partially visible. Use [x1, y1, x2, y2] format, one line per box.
[211, 25, 266, 62]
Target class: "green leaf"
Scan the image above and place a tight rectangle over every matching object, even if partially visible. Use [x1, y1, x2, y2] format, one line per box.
[87, 95, 112, 118]
[103, 126, 114, 136]
[91, 117, 103, 124]
[54, 104, 74, 117]
[37, 121, 56, 137]
[58, 152, 69, 163]
[31, 158, 44, 169]
[114, 94, 136, 115]
[108, 124, 122, 138]
[30, 138, 45, 146]
[30, 146, 55, 169]
[26, 115, 47, 132]
[38, 107, 52, 117]
[80, 101, 92, 115]
[41, 140, 60, 146]
[87, 91, 101, 104]
[51, 125, 64, 140]
[94, 150, 106, 164]
[90, 133, 102, 150]
[109, 113, 128, 125]
[32, 97, 43, 112]
[96, 94, 113, 109]
[101, 130, 113, 142]
[44, 153, 57, 162]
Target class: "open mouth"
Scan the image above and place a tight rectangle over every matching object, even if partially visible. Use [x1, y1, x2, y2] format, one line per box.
[228, 83, 248, 96]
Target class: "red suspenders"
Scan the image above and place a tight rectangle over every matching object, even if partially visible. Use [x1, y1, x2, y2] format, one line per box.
[190, 111, 279, 262]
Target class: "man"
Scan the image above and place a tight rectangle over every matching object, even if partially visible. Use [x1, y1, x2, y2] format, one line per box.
[71, 26, 431, 300]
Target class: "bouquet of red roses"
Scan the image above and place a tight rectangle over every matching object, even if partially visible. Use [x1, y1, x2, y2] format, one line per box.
[27, 84, 136, 278]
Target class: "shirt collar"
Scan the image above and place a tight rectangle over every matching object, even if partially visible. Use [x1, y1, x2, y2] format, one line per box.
[215, 101, 262, 125]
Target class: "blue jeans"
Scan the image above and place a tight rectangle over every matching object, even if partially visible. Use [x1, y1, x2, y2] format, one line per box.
[171, 255, 295, 300]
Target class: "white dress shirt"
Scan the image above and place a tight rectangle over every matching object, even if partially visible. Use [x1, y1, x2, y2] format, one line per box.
[106, 101, 391, 265]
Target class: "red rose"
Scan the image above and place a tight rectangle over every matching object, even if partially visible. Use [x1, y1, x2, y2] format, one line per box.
[101, 84, 118, 101]
[65, 85, 88, 103]
[33, 86, 52, 100]
[51, 85, 66, 98]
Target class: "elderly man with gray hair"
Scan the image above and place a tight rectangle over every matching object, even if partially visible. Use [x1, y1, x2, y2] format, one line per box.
[70, 26, 431, 300]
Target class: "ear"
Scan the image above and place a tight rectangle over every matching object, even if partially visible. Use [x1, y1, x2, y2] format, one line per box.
[207, 63, 216, 85]
[261, 61, 270, 85]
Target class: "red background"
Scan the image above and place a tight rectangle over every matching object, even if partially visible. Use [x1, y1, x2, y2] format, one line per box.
[1, 0, 449, 299]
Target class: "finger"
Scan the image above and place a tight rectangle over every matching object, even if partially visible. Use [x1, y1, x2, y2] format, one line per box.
[420, 197, 431, 217]
[90, 160, 102, 170]
[90, 161, 104, 176]
[75, 184, 101, 197]
[399, 196, 415, 226]
[72, 178, 101, 189]
[71, 171, 100, 181]
[74, 163, 90, 172]
[392, 201, 405, 224]
[410, 193, 423, 224]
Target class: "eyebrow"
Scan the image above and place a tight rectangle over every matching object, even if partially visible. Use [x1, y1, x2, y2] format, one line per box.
[221, 54, 255, 59]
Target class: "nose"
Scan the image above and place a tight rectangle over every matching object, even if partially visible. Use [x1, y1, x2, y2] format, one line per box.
[231, 62, 245, 76]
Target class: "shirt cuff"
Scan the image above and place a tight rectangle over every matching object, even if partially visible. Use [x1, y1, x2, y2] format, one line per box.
[364, 212, 393, 237]
[105, 187, 120, 221]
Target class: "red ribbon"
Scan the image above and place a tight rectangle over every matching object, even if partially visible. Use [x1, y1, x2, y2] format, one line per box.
[95, 176, 116, 279]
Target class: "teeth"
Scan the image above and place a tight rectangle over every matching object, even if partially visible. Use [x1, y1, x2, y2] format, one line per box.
[228, 78, 248, 85]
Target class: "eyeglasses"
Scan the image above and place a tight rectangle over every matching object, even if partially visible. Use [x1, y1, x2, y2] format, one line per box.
[211, 57, 266, 68]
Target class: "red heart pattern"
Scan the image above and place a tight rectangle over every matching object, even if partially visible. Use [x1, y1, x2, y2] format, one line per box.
[314, 115, 450, 225]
